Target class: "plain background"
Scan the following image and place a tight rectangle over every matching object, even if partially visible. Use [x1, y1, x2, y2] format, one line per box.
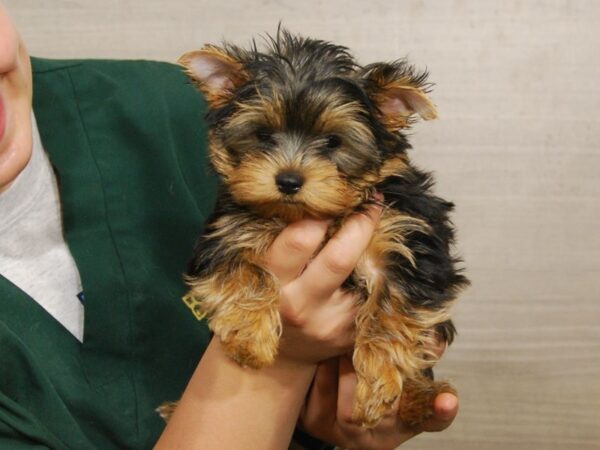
[5, 1, 600, 449]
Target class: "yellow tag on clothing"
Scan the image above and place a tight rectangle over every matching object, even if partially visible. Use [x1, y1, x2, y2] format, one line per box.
[182, 294, 207, 321]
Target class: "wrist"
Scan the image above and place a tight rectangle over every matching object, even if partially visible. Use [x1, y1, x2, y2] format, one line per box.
[186, 337, 317, 402]
[218, 336, 317, 382]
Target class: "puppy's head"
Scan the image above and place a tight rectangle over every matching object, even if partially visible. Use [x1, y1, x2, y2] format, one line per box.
[180, 29, 437, 222]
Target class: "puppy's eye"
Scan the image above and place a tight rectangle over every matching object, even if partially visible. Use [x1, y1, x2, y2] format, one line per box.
[325, 134, 342, 149]
[256, 128, 273, 143]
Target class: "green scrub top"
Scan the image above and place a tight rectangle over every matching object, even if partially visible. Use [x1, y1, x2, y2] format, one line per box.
[0, 57, 217, 449]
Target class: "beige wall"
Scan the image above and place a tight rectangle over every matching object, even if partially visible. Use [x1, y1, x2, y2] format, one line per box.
[6, 0, 600, 449]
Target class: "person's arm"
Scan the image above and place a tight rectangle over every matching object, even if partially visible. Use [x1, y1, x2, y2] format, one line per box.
[155, 208, 381, 450]
[155, 338, 315, 450]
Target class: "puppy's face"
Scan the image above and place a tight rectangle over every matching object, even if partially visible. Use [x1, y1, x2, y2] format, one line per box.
[180, 31, 437, 222]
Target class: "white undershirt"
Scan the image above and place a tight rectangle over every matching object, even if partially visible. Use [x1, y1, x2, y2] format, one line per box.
[0, 114, 84, 341]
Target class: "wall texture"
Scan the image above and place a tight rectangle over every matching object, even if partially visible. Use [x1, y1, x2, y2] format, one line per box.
[6, 1, 600, 449]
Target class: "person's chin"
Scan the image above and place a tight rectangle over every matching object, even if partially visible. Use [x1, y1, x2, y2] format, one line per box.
[0, 105, 33, 193]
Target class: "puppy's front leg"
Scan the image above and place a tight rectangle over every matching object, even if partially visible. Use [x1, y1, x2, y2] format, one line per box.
[186, 217, 284, 368]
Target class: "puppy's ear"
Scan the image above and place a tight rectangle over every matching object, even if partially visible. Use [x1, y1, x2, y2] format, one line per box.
[179, 45, 249, 108]
[362, 62, 437, 130]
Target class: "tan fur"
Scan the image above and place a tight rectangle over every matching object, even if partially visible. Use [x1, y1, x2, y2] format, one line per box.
[208, 132, 236, 179]
[155, 402, 178, 422]
[178, 46, 250, 108]
[186, 217, 285, 367]
[369, 74, 438, 130]
[377, 155, 410, 181]
[229, 91, 286, 131]
[350, 210, 455, 426]
[399, 378, 457, 428]
[314, 100, 374, 143]
[228, 153, 363, 222]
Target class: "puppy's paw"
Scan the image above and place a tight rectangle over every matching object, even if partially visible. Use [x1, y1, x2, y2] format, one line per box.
[156, 401, 179, 422]
[352, 344, 403, 427]
[398, 378, 457, 428]
[214, 307, 281, 369]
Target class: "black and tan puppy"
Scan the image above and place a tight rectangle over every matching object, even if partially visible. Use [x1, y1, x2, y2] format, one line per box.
[177, 30, 468, 428]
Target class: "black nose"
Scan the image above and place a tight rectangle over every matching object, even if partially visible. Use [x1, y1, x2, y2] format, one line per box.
[275, 171, 304, 195]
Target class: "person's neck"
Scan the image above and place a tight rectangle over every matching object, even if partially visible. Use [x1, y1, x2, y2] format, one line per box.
[0, 113, 44, 232]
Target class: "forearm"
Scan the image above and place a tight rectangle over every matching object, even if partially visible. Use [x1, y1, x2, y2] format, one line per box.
[155, 337, 316, 450]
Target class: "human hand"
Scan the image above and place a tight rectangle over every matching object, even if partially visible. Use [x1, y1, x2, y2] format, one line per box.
[299, 347, 458, 450]
[264, 206, 381, 366]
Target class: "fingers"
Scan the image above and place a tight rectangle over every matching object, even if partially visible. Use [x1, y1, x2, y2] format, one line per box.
[264, 219, 329, 284]
[300, 358, 339, 431]
[336, 354, 357, 424]
[297, 207, 381, 300]
[419, 393, 459, 432]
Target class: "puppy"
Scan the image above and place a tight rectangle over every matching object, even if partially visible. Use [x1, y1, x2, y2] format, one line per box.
[176, 29, 468, 428]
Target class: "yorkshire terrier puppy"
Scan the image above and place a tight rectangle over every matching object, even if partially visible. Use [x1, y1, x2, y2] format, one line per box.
[175, 29, 468, 428]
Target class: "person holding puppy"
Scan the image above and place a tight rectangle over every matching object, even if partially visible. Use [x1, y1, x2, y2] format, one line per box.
[0, 3, 457, 449]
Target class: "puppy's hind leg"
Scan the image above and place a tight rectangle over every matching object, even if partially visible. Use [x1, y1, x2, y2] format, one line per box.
[351, 298, 408, 428]
[351, 282, 454, 427]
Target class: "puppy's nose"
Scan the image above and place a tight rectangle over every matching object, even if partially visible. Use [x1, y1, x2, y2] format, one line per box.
[275, 171, 304, 195]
